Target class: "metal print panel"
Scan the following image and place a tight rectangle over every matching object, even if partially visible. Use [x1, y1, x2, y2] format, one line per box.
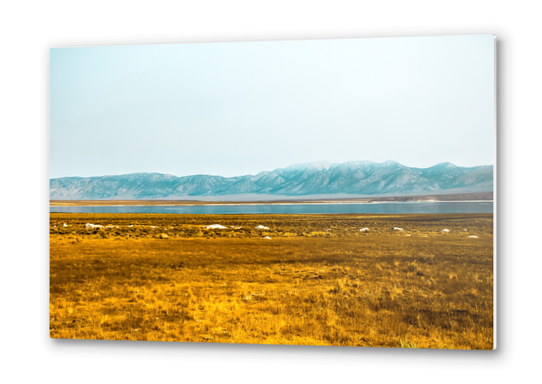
[49, 35, 495, 349]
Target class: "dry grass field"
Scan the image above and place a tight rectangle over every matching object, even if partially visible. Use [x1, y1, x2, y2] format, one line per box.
[50, 213, 494, 349]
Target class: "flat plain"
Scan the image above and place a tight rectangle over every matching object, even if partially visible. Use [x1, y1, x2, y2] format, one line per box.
[50, 213, 494, 349]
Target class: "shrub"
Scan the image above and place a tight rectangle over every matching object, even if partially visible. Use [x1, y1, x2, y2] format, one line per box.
[408, 260, 419, 273]
[421, 254, 435, 264]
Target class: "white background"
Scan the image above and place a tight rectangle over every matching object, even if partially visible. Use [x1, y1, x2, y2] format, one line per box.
[0, 1, 540, 383]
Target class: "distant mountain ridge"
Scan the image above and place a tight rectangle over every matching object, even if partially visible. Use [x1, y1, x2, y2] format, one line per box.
[50, 160, 494, 200]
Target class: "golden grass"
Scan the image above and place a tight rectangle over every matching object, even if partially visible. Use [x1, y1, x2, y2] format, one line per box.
[50, 213, 494, 349]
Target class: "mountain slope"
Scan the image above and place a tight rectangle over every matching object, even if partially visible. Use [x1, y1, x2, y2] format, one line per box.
[50, 161, 494, 200]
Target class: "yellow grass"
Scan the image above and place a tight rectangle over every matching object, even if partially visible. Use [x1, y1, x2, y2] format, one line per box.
[50, 213, 494, 349]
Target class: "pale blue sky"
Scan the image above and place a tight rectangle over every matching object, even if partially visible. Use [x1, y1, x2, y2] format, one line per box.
[50, 35, 494, 179]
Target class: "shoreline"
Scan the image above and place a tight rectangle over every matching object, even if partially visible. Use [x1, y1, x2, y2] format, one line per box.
[50, 200, 493, 207]
[50, 192, 493, 206]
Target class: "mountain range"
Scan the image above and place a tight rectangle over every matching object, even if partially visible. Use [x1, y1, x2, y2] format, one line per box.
[50, 160, 493, 200]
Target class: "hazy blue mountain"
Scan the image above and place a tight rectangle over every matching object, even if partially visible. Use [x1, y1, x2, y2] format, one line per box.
[50, 161, 493, 200]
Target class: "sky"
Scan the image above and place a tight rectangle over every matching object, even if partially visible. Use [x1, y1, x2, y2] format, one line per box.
[50, 34, 495, 179]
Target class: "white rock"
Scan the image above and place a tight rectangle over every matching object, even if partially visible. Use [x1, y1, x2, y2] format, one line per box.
[468, 235, 479, 238]
[205, 224, 228, 229]
[63, 223, 68, 227]
[360, 228, 369, 232]
[150, 226, 158, 229]
[255, 225, 270, 230]
[85, 223, 103, 229]
[264, 236, 272, 239]
[442, 229, 450, 232]
[392, 227, 403, 231]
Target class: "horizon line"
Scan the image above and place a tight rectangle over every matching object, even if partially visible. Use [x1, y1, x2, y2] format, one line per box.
[50, 160, 495, 180]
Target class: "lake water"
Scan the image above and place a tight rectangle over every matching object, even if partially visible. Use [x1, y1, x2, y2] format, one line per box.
[50, 202, 493, 215]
